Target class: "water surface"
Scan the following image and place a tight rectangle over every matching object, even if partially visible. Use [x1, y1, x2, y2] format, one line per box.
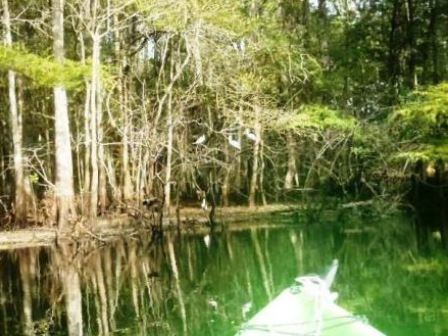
[0, 212, 447, 335]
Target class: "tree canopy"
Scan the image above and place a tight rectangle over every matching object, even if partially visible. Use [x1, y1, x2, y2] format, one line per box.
[0, 0, 447, 224]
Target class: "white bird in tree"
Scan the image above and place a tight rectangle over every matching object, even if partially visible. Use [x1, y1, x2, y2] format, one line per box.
[193, 134, 206, 145]
[228, 135, 241, 150]
[244, 128, 258, 142]
[201, 197, 208, 210]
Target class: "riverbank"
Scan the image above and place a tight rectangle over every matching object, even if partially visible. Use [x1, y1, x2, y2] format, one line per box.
[0, 204, 300, 250]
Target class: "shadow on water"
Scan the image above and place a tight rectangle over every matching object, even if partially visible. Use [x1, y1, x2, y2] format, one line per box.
[0, 211, 448, 335]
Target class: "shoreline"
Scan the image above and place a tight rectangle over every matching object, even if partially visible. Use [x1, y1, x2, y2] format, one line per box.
[0, 204, 300, 250]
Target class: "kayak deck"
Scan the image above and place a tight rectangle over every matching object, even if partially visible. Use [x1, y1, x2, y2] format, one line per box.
[237, 263, 385, 336]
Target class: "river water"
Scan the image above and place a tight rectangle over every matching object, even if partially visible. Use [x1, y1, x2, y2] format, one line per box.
[0, 211, 447, 335]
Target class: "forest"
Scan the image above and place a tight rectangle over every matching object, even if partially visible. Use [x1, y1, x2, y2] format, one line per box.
[2, 1, 448, 335]
[1, 0, 448, 239]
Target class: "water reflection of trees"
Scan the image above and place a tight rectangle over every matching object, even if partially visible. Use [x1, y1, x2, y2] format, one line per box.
[0, 220, 447, 335]
[0, 228, 305, 336]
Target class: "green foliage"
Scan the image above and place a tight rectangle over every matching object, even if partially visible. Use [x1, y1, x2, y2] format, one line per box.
[249, 35, 319, 97]
[2, 0, 448, 213]
[134, 0, 248, 34]
[232, 2, 319, 101]
[394, 83, 448, 132]
[391, 83, 448, 161]
[134, 0, 188, 32]
[275, 105, 357, 132]
[0, 45, 91, 88]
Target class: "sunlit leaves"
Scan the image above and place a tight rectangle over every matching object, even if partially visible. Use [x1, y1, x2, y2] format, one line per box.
[391, 83, 448, 161]
[394, 83, 448, 130]
[0, 45, 90, 88]
[275, 104, 356, 132]
[134, 0, 247, 34]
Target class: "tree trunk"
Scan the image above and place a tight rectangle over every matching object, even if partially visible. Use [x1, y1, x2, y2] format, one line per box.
[405, 0, 417, 87]
[234, 109, 243, 192]
[388, 0, 403, 90]
[122, 87, 133, 201]
[429, 0, 439, 84]
[3, 0, 27, 223]
[317, 0, 329, 69]
[114, 14, 132, 202]
[78, 27, 90, 215]
[284, 132, 298, 189]
[98, 133, 107, 215]
[192, 20, 203, 85]
[82, 82, 91, 213]
[97, 66, 107, 215]
[52, 0, 76, 229]
[249, 111, 262, 208]
[18, 79, 38, 220]
[89, 34, 101, 218]
[222, 143, 231, 207]
[164, 92, 174, 213]
[318, 0, 326, 18]
[259, 135, 267, 206]
[104, 148, 119, 204]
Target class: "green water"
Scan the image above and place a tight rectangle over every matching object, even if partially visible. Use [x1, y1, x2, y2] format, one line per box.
[0, 212, 447, 335]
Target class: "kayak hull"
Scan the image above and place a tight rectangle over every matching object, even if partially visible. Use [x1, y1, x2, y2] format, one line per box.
[237, 284, 385, 336]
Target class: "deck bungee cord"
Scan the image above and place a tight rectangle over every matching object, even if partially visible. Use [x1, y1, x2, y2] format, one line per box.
[236, 260, 385, 336]
[239, 317, 364, 336]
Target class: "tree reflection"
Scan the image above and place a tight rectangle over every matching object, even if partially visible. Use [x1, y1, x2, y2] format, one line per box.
[18, 249, 36, 336]
[168, 234, 187, 335]
[55, 244, 83, 336]
[0, 218, 447, 336]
